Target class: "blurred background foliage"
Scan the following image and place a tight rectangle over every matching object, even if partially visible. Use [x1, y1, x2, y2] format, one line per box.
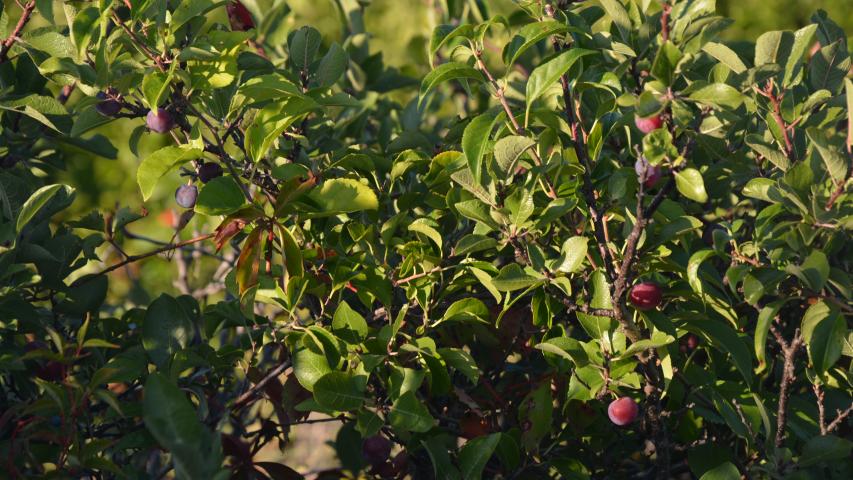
[6, 0, 853, 304]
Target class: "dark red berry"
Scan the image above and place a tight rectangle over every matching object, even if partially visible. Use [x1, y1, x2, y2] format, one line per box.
[198, 162, 223, 183]
[95, 92, 122, 117]
[175, 185, 198, 209]
[35, 361, 65, 382]
[146, 108, 175, 133]
[634, 114, 663, 134]
[227, 1, 255, 31]
[628, 282, 662, 311]
[607, 397, 639, 426]
[634, 157, 663, 189]
[362, 435, 392, 467]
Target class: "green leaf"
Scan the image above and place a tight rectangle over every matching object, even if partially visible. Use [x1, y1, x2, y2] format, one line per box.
[537, 337, 589, 367]
[422, 437, 462, 480]
[505, 188, 534, 228]
[245, 97, 318, 163]
[419, 62, 484, 107]
[143, 373, 223, 479]
[809, 39, 851, 93]
[455, 199, 500, 230]
[755, 300, 786, 371]
[306, 178, 378, 215]
[687, 249, 716, 297]
[454, 234, 498, 257]
[332, 301, 368, 341]
[742, 178, 775, 202]
[70, 6, 100, 58]
[195, 176, 246, 216]
[292, 346, 331, 392]
[680, 316, 753, 385]
[699, 461, 740, 480]
[784, 24, 818, 86]
[785, 250, 830, 292]
[409, 218, 443, 252]
[555, 236, 588, 273]
[493, 135, 535, 176]
[575, 270, 615, 349]
[277, 224, 304, 279]
[688, 83, 744, 109]
[458, 433, 501, 480]
[355, 409, 384, 438]
[806, 128, 848, 183]
[288, 26, 322, 71]
[316, 42, 348, 88]
[799, 435, 853, 466]
[675, 168, 709, 203]
[746, 134, 790, 171]
[702, 42, 747, 74]
[141, 71, 170, 109]
[801, 301, 844, 375]
[642, 128, 677, 164]
[16, 184, 69, 232]
[525, 48, 595, 124]
[440, 298, 490, 324]
[492, 264, 544, 291]
[598, 0, 631, 42]
[503, 20, 578, 67]
[136, 146, 203, 201]
[313, 372, 365, 411]
[142, 294, 195, 369]
[462, 111, 501, 183]
[170, 0, 225, 30]
[389, 391, 434, 433]
[651, 41, 683, 85]
[617, 331, 676, 359]
[437, 348, 480, 384]
[429, 23, 475, 67]
[518, 384, 552, 452]
[755, 30, 793, 67]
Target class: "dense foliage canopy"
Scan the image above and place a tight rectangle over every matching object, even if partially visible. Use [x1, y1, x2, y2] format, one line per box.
[0, 0, 851, 479]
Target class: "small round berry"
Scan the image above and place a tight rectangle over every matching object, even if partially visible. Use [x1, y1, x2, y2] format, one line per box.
[146, 108, 175, 133]
[628, 282, 663, 311]
[95, 92, 122, 117]
[227, 1, 255, 31]
[175, 184, 198, 209]
[362, 435, 392, 467]
[36, 361, 65, 382]
[634, 114, 663, 134]
[198, 162, 224, 183]
[634, 157, 663, 189]
[607, 397, 639, 426]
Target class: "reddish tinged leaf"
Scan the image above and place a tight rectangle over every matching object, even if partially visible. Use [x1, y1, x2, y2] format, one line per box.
[226, 1, 255, 31]
[235, 228, 263, 294]
[214, 218, 247, 252]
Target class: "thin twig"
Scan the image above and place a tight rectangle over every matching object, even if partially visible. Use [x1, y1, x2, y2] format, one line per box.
[73, 233, 216, 286]
[233, 360, 292, 410]
[660, 1, 672, 43]
[825, 403, 853, 433]
[552, 291, 616, 317]
[770, 325, 803, 448]
[0, 1, 36, 63]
